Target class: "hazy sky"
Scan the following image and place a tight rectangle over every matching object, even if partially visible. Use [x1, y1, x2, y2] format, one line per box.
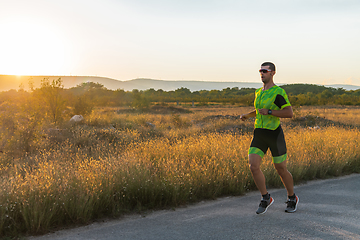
[0, 0, 359, 86]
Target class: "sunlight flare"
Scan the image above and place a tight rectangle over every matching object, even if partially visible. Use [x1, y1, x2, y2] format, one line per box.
[0, 19, 68, 76]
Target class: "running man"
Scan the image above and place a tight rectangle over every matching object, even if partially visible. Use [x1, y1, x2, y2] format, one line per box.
[240, 62, 299, 214]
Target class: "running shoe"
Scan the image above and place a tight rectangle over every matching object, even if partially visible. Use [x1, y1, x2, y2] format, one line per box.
[285, 195, 299, 213]
[256, 196, 274, 214]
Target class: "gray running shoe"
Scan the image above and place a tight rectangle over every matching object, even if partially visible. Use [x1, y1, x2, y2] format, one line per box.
[285, 195, 299, 213]
[256, 196, 274, 214]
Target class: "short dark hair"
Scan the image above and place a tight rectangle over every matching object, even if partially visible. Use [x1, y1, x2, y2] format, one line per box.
[261, 62, 276, 72]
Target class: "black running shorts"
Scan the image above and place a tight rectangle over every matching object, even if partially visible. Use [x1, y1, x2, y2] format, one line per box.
[248, 125, 287, 163]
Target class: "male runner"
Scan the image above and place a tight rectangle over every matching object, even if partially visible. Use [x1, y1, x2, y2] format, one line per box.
[240, 62, 299, 214]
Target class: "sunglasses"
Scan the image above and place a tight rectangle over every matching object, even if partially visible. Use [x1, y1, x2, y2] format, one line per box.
[259, 69, 272, 73]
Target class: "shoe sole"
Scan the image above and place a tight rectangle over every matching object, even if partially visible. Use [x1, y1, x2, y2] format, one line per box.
[285, 196, 299, 213]
[256, 197, 274, 215]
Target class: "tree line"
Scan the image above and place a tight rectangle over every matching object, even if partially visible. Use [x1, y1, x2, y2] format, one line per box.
[62, 80, 360, 107]
[1, 79, 360, 122]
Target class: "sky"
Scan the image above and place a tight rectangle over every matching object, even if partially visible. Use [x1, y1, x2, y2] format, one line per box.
[0, 0, 359, 86]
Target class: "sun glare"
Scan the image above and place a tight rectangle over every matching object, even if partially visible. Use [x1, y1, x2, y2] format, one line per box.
[0, 19, 67, 76]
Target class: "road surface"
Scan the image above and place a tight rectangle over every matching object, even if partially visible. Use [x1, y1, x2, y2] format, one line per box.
[29, 174, 360, 240]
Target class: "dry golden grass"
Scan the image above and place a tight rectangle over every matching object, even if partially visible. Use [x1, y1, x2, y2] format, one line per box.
[1, 105, 360, 237]
[293, 106, 360, 126]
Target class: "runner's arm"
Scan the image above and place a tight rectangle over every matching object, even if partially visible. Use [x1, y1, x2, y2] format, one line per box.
[240, 110, 256, 121]
[258, 106, 293, 118]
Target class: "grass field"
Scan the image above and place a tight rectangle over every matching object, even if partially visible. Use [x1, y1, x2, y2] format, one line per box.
[1, 105, 360, 238]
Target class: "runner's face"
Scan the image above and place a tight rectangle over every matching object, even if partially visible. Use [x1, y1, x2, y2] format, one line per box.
[260, 66, 274, 84]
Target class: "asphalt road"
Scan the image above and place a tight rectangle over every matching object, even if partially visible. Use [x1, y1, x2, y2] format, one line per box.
[29, 174, 360, 240]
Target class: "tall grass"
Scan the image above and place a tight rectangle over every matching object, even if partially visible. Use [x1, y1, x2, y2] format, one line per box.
[293, 105, 360, 126]
[0, 107, 360, 237]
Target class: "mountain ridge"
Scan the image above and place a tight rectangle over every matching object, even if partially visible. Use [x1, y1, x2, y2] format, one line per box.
[0, 75, 359, 92]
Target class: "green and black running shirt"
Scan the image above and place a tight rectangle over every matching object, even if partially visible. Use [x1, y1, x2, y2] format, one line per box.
[254, 85, 291, 130]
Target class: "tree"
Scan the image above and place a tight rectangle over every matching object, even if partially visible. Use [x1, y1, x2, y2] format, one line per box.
[38, 78, 67, 125]
[131, 89, 150, 110]
[0, 85, 44, 153]
[72, 94, 94, 116]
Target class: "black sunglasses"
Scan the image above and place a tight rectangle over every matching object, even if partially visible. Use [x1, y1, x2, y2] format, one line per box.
[259, 69, 272, 73]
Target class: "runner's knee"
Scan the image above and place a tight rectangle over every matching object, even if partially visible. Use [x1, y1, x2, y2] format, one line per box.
[274, 161, 288, 175]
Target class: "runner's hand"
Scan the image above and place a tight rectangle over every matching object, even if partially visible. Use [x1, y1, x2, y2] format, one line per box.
[258, 109, 269, 115]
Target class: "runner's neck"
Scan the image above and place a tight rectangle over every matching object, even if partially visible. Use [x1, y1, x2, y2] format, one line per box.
[262, 82, 275, 91]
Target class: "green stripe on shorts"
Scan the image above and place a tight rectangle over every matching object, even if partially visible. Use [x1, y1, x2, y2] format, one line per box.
[272, 153, 287, 163]
[248, 147, 265, 157]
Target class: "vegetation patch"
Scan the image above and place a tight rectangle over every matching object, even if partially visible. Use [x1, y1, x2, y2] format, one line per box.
[1, 79, 360, 238]
[148, 105, 192, 114]
[289, 114, 357, 129]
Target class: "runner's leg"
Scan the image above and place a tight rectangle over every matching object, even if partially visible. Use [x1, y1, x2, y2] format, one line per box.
[249, 153, 267, 195]
[274, 160, 294, 196]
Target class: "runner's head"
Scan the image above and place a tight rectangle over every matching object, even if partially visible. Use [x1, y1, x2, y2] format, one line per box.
[260, 62, 276, 84]
[261, 62, 276, 72]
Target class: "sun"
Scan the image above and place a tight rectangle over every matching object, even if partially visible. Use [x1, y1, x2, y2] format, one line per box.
[0, 19, 67, 76]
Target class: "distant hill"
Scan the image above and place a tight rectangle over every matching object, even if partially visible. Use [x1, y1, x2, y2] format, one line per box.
[0, 75, 125, 91]
[0, 75, 263, 92]
[119, 79, 263, 92]
[0, 75, 359, 92]
[326, 84, 360, 91]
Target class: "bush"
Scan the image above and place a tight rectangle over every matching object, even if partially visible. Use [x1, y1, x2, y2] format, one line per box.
[37, 78, 67, 125]
[72, 94, 94, 117]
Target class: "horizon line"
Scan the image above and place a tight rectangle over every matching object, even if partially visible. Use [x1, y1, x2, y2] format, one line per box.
[0, 74, 359, 87]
